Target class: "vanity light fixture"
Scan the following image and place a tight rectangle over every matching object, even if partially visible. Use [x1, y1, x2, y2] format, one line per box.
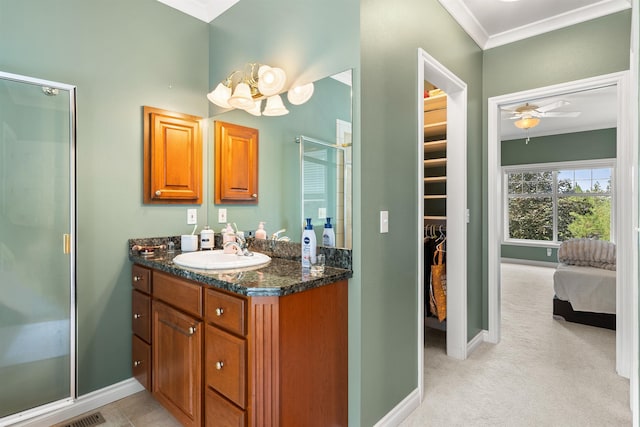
[207, 62, 314, 117]
[287, 82, 315, 105]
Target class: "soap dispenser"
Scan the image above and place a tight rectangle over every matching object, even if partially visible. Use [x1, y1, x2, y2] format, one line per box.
[322, 217, 335, 247]
[301, 218, 317, 268]
[200, 226, 214, 250]
[256, 222, 267, 240]
[223, 223, 235, 242]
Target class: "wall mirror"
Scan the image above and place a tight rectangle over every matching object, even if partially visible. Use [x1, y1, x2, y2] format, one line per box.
[207, 69, 352, 248]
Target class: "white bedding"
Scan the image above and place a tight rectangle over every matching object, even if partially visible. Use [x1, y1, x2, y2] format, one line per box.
[553, 263, 616, 314]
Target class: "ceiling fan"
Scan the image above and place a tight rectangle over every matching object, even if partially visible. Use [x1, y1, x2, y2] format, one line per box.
[502, 100, 581, 129]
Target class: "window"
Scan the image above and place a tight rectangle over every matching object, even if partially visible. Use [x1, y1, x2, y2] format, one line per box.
[504, 160, 614, 245]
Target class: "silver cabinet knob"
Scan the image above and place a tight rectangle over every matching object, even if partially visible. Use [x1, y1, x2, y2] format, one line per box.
[155, 190, 162, 196]
[216, 361, 224, 370]
[133, 275, 142, 282]
[251, 193, 257, 198]
[215, 307, 224, 317]
[133, 360, 142, 367]
[188, 326, 196, 335]
[133, 313, 142, 319]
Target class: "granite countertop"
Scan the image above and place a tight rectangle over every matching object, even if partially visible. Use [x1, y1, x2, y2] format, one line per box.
[129, 249, 353, 297]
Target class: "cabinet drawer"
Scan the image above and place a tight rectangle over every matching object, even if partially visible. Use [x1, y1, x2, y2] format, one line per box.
[132, 264, 151, 293]
[132, 335, 151, 390]
[205, 289, 246, 336]
[132, 290, 151, 343]
[206, 324, 246, 408]
[153, 271, 203, 317]
[205, 387, 246, 427]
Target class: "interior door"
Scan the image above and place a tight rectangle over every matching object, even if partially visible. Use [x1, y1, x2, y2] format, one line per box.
[0, 72, 75, 418]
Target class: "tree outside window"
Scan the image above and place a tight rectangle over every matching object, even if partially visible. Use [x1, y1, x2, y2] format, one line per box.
[505, 164, 613, 243]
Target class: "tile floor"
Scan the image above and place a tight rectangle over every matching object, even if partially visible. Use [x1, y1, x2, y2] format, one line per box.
[53, 391, 180, 427]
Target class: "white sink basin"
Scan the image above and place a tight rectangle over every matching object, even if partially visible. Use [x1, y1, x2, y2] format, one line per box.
[172, 250, 271, 272]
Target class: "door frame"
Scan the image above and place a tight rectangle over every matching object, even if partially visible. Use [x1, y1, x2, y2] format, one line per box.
[487, 72, 636, 380]
[417, 48, 468, 400]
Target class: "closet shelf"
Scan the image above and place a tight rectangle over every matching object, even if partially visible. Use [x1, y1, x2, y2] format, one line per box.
[424, 122, 447, 138]
[424, 140, 446, 153]
[424, 195, 446, 200]
[423, 94, 447, 112]
[424, 158, 447, 167]
[424, 176, 446, 183]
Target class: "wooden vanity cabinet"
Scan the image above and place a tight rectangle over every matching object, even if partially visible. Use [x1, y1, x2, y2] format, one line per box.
[131, 263, 348, 427]
[152, 271, 203, 427]
[131, 265, 152, 390]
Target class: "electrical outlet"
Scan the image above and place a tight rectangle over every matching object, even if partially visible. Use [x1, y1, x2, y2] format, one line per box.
[547, 248, 552, 257]
[318, 208, 326, 219]
[187, 209, 197, 225]
[218, 208, 227, 223]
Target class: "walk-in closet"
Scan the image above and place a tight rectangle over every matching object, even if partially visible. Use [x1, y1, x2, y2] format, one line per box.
[423, 83, 447, 340]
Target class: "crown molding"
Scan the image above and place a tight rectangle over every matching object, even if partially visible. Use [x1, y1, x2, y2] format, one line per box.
[438, 0, 632, 50]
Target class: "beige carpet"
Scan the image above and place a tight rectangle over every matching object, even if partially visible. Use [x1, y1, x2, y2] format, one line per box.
[400, 263, 631, 427]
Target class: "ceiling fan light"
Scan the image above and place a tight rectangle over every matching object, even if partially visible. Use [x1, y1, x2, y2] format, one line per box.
[514, 117, 540, 130]
[287, 82, 315, 105]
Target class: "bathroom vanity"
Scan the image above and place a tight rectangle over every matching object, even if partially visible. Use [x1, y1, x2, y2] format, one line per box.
[129, 245, 351, 427]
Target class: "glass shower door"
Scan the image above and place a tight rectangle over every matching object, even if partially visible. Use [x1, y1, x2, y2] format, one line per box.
[0, 72, 75, 419]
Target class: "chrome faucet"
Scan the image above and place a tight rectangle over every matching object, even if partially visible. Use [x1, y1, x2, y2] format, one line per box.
[224, 235, 253, 256]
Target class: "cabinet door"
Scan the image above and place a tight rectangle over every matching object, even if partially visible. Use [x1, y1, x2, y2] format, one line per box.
[152, 300, 202, 427]
[214, 121, 258, 204]
[143, 106, 202, 204]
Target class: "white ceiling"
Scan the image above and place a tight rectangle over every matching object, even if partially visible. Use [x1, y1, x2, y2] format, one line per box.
[156, 0, 238, 23]
[500, 85, 618, 140]
[156, 0, 628, 138]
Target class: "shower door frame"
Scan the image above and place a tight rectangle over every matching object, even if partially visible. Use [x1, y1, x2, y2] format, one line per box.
[0, 71, 77, 425]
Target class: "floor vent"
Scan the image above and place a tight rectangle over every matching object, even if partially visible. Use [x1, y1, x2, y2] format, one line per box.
[61, 412, 106, 427]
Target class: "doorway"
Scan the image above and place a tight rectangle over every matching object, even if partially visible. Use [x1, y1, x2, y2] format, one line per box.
[487, 72, 636, 378]
[417, 48, 468, 399]
[0, 71, 77, 424]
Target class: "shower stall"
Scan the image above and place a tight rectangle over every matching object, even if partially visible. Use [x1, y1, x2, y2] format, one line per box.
[0, 71, 76, 423]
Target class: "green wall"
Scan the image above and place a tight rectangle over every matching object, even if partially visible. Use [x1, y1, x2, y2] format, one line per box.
[360, 0, 483, 424]
[502, 128, 617, 165]
[483, 11, 631, 329]
[501, 128, 616, 262]
[0, 0, 210, 394]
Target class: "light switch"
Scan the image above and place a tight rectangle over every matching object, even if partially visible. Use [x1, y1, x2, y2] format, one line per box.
[380, 210, 389, 233]
[187, 209, 197, 225]
[218, 208, 227, 223]
[318, 207, 327, 219]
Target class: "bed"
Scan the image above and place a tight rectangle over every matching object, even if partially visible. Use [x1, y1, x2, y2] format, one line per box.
[552, 238, 616, 330]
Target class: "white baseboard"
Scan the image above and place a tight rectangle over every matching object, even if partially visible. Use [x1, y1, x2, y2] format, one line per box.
[467, 330, 488, 355]
[373, 387, 421, 427]
[501, 257, 558, 268]
[4, 378, 144, 427]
